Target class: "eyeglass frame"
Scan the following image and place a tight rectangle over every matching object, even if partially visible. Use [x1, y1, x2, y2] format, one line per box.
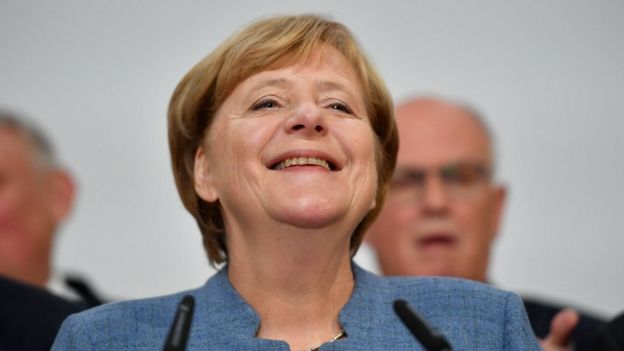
[388, 161, 494, 203]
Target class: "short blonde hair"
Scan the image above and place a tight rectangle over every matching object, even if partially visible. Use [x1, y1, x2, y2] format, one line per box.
[168, 14, 398, 264]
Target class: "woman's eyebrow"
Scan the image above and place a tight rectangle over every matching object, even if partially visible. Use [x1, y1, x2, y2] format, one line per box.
[316, 80, 348, 93]
[316, 80, 363, 103]
[249, 77, 292, 92]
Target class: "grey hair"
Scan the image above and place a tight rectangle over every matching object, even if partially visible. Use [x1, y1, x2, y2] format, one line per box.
[0, 110, 58, 169]
[397, 96, 499, 179]
[457, 103, 499, 179]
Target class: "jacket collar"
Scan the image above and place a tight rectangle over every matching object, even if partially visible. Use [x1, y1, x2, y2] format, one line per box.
[193, 263, 387, 348]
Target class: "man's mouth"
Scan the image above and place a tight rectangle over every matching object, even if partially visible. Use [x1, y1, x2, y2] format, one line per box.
[416, 234, 457, 248]
[270, 156, 338, 171]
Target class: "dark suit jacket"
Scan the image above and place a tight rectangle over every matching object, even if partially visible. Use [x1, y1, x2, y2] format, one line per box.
[593, 311, 624, 351]
[523, 297, 606, 351]
[0, 275, 88, 351]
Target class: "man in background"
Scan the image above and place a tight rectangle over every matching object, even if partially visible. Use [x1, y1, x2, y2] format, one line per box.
[0, 111, 100, 350]
[0, 113, 75, 287]
[365, 97, 605, 351]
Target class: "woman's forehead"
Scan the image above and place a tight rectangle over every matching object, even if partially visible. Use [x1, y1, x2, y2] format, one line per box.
[229, 48, 365, 102]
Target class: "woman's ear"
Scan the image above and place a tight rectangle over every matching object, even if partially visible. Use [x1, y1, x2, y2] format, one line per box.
[369, 197, 376, 211]
[194, 147, 219, 202]
[368, 183, 381, 211]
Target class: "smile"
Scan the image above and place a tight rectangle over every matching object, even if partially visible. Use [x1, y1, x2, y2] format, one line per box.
[271, 156, 336, 171]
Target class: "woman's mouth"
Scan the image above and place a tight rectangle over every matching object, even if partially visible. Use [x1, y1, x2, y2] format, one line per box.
[270, 156, 337, 171]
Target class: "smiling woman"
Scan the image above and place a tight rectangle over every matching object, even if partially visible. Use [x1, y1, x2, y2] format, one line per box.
[193, 46, 379, 246]
[168, 16, 397, 265]
[52, 14, 541, 350]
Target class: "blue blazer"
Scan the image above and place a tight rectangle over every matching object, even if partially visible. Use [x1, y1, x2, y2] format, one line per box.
[52, 264, 540, 350]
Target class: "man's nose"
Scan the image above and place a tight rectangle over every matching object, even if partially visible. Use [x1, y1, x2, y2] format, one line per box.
[420, 175, 450, 215]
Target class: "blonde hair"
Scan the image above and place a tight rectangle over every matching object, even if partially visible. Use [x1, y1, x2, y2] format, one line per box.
[168, 14, 398, 264]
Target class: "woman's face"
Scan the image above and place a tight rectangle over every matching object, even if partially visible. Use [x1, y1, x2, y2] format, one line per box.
[195, 46, 378, 235]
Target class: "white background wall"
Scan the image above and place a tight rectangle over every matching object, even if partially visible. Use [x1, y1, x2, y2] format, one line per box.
[1, 1, 622, 317]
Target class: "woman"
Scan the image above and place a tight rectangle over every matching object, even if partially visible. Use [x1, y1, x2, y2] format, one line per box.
[53, 15, 540, 350]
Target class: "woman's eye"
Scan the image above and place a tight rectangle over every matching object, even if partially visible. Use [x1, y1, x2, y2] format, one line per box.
[252, 99, 280, 110]
[328, 102, 353, 114]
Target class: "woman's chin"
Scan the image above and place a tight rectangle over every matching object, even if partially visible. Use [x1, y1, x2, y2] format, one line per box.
[268, 199, 348, 229]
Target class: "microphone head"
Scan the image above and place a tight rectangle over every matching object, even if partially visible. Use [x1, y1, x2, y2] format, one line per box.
[393, 299, 452, 351]
[163, 295, 195, 351]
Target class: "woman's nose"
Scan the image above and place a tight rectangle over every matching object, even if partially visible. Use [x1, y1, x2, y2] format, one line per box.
[284, 103, 327, 137]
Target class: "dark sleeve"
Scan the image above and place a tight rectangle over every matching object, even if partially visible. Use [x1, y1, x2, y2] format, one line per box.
[523, 297, 606, 351]
[592, 312, 624, 351]
[0, 276, 87, 351]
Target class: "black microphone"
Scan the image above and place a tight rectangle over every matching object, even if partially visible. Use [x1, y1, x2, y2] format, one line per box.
[393, 299, 452, 351]
[163, 295, 195, 351]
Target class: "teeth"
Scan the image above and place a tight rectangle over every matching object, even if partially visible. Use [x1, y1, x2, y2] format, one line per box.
[273, 156, 331, 170]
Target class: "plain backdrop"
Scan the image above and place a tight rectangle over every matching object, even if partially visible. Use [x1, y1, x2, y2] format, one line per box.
[1, 1, 622, 317]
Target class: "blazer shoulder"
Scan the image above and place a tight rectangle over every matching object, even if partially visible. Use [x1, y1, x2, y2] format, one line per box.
[52, 288, 198, 350]
[350, 270, 541, 350]
[389, 277, 540, 350]
[387, 276, 531, 324]
[385, 274, 514, 303]
[75, 289, 188, 325]
[353, 265, 518, 315]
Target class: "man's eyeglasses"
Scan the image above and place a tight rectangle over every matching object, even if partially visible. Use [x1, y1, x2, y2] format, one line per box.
[390, 162, 492, 202]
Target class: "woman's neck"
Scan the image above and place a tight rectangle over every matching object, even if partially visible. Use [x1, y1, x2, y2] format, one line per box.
[227, 223, 355, 350]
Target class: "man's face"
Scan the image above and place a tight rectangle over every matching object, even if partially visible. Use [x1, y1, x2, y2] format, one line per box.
[366, 100, 505, 282]
[0, 127, 59, 285]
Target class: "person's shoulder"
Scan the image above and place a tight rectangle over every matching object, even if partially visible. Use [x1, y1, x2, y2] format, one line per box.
[51, 287, 198, 350]
[353, 266, 526, 323]
[0, 275, 88, 351]
[388, 274, 499, 292]
[73, 289, 186, 325]
[356, 266, 514, 303]
[395, 276, 518, 311]
[0, 275, 87, 312]
[350, 266, 541, 349]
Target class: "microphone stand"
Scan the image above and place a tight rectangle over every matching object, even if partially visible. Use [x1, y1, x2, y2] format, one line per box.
[393, 299, 452, 351]
[163, 295, 195, 351]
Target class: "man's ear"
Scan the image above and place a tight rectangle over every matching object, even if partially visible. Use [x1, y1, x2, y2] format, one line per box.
[489, 184, 507, 240]
[194, 147, 219, 203]
[46, 170, 75, 223]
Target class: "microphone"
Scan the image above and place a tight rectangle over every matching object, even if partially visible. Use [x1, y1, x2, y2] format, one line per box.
[163, 295, 195, 351]
[393, 299, 452, 351]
